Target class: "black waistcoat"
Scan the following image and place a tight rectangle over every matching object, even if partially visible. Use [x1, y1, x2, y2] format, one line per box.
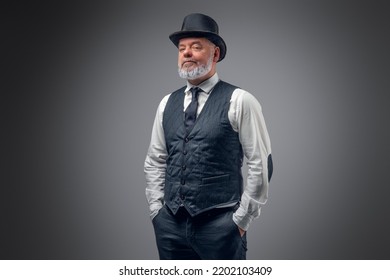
[163, 80, 243, 216]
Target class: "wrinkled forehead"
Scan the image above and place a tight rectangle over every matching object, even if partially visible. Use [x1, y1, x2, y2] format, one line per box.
[178, 37, 213, 47]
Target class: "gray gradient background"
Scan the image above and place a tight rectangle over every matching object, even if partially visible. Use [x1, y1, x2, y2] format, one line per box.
[3, 1, 389, 259]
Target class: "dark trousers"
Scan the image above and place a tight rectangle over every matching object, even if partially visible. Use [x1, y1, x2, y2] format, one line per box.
[152, 205, 247, 260]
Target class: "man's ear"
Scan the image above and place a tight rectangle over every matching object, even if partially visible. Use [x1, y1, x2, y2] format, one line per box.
[213, 47, 220, 62]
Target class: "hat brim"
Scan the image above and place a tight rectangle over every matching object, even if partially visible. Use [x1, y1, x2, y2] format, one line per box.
[169, 31, 226, 62]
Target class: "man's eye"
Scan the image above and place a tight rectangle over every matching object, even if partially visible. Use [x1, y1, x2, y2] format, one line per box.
[192, 45, 202, 50]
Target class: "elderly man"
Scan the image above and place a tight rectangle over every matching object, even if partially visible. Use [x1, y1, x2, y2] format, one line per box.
[144, 13, 273, 260]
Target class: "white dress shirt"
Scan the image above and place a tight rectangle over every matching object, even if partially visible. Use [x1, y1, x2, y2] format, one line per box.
[144, 73, 272, 231]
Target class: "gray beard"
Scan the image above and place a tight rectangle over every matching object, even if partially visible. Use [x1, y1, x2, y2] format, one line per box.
[178, 56, 213, 80]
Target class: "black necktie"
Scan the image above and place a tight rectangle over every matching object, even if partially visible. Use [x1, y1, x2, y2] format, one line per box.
[184, 87, 201, 131]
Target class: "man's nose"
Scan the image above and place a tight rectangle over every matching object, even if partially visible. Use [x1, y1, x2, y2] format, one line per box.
[183, 48, 192, 57]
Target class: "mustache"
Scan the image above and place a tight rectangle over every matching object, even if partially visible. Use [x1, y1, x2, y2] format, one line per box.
[181, 60, 198, 67]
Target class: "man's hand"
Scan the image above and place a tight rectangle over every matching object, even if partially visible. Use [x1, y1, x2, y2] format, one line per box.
[238, 227, 246, 237]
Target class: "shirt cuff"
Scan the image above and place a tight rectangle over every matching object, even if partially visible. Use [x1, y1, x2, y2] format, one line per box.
[150, 204, 163, 220]
[232, 206, 255, 231]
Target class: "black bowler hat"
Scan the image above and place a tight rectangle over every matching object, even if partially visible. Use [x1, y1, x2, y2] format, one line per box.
[169, 13, 227, 62]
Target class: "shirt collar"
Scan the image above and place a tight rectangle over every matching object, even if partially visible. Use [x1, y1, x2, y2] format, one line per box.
[185, 73, 219, 95]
